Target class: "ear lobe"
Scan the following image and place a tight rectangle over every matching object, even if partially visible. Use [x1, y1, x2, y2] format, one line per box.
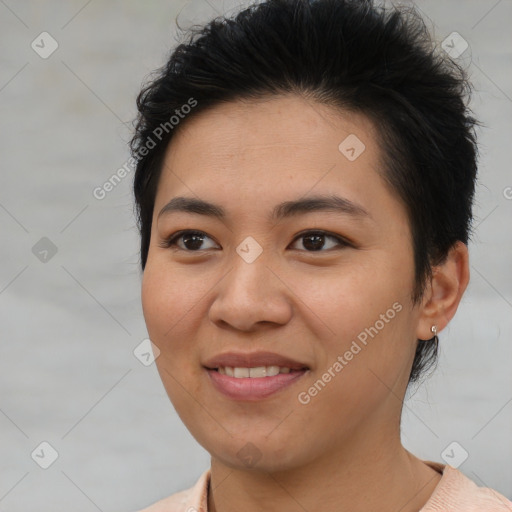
[415, 241, 470, 340]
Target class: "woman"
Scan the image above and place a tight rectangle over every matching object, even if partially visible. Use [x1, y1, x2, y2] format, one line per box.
[130, 0, 512, 510]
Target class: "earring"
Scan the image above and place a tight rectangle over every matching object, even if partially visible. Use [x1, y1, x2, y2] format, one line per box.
[431, 325, 439, 349]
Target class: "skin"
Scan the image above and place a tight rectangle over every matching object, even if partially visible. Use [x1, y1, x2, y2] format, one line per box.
[141, 94, 470, 512]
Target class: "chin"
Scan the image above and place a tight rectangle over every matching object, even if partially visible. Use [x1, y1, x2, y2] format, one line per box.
[216, 452, 300, 474]
[202, 434, 314, 473]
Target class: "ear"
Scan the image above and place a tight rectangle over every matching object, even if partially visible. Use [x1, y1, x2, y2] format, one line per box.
[415, 241, 470, 340]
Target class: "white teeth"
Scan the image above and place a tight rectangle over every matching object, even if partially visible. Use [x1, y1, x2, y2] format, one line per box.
[266, 365, 280, 377]
[249, 366, 266, 378]
[233, 367, 250, 378]
[217, 366, 294, 378]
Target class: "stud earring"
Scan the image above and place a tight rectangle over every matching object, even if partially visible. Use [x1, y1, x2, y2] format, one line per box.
[431, 325, 439, 349]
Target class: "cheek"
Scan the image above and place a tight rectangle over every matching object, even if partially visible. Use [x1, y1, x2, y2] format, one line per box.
[297, 253, 411, 337]
[141, 265, 169, 341]
[142, 255, 203, 332]
[141, 262, 206, 413]
[295, 255, 415, 395]
[141, 261, 201, 364]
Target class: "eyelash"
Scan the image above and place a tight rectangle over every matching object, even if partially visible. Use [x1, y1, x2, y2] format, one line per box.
[158, 229, 352, 252]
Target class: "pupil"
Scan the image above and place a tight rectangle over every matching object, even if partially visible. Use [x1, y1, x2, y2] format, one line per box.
[181, 233, 326, 251]
[304, 234, 324, 251]
[184, 233, 204, 250]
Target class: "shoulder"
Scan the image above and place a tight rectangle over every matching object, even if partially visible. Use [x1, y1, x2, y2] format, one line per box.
[134, 469, 210, 512]
[421, 461, 512, 511]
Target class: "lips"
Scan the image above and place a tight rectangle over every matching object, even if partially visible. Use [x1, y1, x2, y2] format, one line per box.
[203, 351, 309, 371]
[203, 351, 309, 401]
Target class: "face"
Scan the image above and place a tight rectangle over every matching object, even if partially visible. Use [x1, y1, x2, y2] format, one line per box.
[142, 94, 425, 472]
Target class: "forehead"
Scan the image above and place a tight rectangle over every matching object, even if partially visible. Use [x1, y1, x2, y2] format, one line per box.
[153, 94, 401, 227]
[168, 94, 379, 158]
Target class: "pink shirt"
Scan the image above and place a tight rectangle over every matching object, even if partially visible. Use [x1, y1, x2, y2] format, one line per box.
[137, 461, 512, 511]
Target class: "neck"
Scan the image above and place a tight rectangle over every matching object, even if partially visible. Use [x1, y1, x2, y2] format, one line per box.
[208, 425, 441, 512]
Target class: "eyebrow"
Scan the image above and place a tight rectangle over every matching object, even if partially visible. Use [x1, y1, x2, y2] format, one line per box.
[157, 194, 371, 222]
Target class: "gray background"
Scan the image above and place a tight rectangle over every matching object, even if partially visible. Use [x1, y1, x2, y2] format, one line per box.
[0, 0, 511, 510]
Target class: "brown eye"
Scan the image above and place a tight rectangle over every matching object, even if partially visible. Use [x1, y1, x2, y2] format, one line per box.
[159, 230, 220, 251]
[290, 231, 349, 252]
[159, 229, 350, 252]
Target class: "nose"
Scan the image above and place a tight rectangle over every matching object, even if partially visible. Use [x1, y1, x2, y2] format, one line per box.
[208, 255, 293, 332]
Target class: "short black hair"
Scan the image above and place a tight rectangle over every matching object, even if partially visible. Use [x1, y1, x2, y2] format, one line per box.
[130, 0, 479, 384]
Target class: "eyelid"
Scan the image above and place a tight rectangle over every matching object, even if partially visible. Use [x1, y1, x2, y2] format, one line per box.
[159, 229, 353, 251]
[158, 230, 220, 250]
[291, 229, 353, 249]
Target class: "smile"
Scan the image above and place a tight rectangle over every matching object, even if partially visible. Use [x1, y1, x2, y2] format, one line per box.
[206, 367, 308, 400]
[217, 366, 292, 377]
